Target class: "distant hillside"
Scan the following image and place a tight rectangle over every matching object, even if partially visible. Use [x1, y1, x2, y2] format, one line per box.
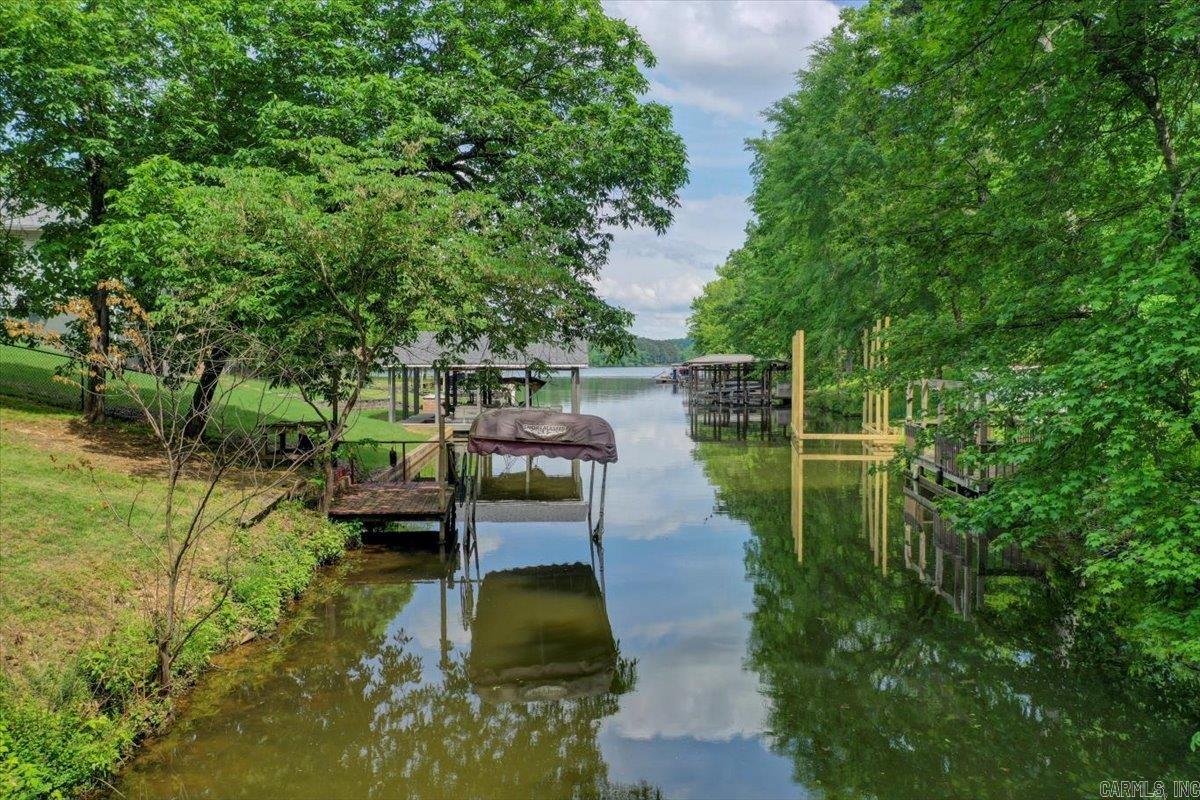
[590, 336, 694, 367]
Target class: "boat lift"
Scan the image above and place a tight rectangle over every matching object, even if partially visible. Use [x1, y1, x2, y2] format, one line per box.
[460, 407, 618, 550]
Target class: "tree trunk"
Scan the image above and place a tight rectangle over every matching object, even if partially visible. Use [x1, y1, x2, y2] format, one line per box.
[322, 454, 336, 512]
[184, 345, 230, 438]
[156, 640, 173, 692]
[83, 285, 109, 422]
[82, 155, 108, 423]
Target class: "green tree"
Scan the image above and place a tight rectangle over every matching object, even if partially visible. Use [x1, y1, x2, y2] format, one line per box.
[688, 0, 1200, 676]
[95, 145, 633, 499]
[0, 0, 309, 418]
[2, 0, 688, 424]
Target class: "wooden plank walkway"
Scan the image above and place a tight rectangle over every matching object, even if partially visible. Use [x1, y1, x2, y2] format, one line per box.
[327, 481, 453, 522]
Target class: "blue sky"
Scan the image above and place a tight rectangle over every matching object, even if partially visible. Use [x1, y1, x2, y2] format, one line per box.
[597, 1, 848, 339]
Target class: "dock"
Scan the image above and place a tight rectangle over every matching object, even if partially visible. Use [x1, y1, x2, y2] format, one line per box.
[327, 481, 456, 534]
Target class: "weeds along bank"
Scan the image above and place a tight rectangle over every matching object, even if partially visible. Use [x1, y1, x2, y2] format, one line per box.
[0, 398, 359, 798]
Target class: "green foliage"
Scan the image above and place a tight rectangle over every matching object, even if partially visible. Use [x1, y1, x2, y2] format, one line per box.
[2, 0, 686, 346]
[688, 0, 1200, 676]
[0, 501, 357, 798]
[0, 690, 138, 800]
[79, 616, 157, 712]
[590, 336, 693, 366]
[233, 506, 356, 633]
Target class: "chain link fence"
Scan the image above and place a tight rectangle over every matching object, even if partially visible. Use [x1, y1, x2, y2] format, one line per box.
[1, 342, 152, 420]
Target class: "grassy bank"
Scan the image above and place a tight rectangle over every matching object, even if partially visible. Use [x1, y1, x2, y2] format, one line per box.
[0, 398, 359, 798]
[0, 343, 429, 445]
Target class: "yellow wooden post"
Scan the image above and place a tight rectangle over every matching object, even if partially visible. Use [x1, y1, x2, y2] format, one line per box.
[869, 320, 877, 433]
[881, 465, 889, 577]
[879, 469, 886, 568]
[860, 460, 868, 541]
[882, 316, 891, 435]
[791, 444, 804, 564]
[792, 330, 805, 436]
[861, 328, 869, 430]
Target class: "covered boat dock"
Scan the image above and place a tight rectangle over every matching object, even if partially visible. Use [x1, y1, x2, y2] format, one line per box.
[684, 353, 789, 407]
[386, 334, 589, 431]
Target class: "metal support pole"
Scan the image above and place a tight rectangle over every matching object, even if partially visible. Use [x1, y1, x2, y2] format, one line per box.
[594, 463, 608, 541]
[587, 461, 596, 535]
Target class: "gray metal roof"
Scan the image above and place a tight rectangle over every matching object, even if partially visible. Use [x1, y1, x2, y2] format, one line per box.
[391, 332, 588, 369]
[684, 353, 759, 366]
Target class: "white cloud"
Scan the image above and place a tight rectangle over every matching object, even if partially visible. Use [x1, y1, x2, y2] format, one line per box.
[605, 0, 843, 120]
[593, 2, 844, 338]
[599, 195, 749, 338]
[605, 611, 768, 741]
[647, 80, 744, 118]
[595, 275, 707, 313]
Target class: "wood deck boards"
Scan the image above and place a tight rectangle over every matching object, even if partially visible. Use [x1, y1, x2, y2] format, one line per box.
[327, 481, 453, 521]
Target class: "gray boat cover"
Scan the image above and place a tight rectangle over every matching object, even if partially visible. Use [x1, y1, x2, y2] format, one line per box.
[467, 408, 618, 463]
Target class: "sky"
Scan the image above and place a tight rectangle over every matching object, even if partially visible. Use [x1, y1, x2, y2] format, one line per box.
[596, 1, 847, 339]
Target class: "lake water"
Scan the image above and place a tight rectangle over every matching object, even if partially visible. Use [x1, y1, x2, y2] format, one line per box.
[116, 372, 1199, 798]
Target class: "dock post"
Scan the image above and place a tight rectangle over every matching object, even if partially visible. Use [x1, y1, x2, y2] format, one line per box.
[524, 368, 531, 408]
[792, 443, 804, 563]
[401, 367, 410, 419]
[388, 366, 397, 423]
[792, 330, 805, 437]
[570, 367, 581, 414]
[435, 367, 445, 484]
[882, 316, 891, 435]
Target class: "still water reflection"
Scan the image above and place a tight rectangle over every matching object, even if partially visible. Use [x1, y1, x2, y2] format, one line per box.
[118, 374, 1198, 798]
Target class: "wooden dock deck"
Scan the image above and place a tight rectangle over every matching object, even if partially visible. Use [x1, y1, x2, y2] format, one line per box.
[327, 481, 454, 525]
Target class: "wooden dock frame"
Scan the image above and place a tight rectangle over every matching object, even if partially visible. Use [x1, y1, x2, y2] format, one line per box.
[790, 320, 902, 447]
[791, 443, 893, 571]
[327, 364, 456, 544]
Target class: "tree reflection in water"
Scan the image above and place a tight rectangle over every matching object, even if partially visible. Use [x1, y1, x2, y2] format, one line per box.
[118, 549, 657, 800]
[694, 440, 1198, 798]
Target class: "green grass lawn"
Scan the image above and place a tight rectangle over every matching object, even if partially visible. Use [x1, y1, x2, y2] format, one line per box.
[0, 397, 286, 674]
[0, 396, 361, 798]
[0, 344, 428, 449]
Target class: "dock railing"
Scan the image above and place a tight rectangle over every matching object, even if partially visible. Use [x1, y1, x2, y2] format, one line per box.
[333, 439, 446, 485]
[904, 378, 1027, 495]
